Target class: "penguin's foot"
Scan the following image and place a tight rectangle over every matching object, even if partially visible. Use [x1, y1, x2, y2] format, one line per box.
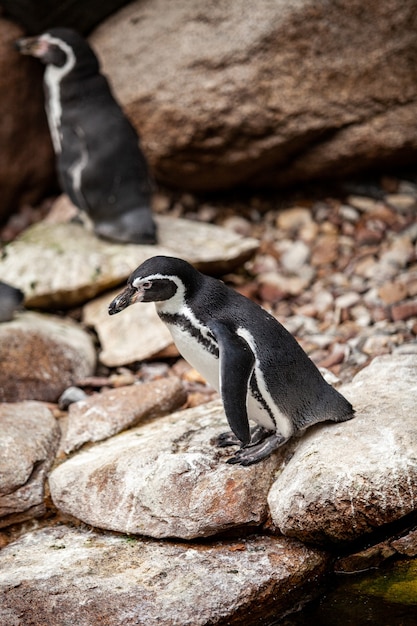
[226, 433, 288, 466]
[216, 425, 272, 448]
[94, 210, 157, 245]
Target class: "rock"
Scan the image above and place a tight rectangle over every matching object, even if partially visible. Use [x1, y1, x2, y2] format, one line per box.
[268, 354, 417, 544]
[83, 292, 174, 367]
[335, 541, 397, 574]
[50, 400, 283, 539]
[391, 299, 417, 322]
[91, 0, 417, 192]
[0, 198, 258, 309]
[280, 241, 311, 274]
[385, 193, 417, 212]
[0, 312, 96, 402]
[275, 207, 313, 233]
[61, 376, 187, 454]
[390, 529, 417, 557]
[0, 526, 329, 626]
[311, 234, 339, 266]
[378, 281, 408, 305]
[0, 17, 54, 221]
[0, 402, 60, 528]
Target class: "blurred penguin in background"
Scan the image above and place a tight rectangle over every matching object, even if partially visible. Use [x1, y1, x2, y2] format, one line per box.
[16, 28, 157, 245]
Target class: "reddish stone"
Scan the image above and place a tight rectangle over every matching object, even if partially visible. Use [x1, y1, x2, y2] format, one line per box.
[391, 300, 417, 321]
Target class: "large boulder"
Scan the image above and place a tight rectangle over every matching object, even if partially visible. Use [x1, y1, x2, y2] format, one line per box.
[91, 0, 417, 191]
[268, 354, 417, 544]
[0, 16, 54, 222]
[49, 400, 283, 539]
[0, 526, 328, 626]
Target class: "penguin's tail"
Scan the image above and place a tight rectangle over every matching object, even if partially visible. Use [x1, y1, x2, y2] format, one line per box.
[327, 389, 355, 423]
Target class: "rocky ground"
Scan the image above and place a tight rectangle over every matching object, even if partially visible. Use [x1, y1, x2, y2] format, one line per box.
[0, 172, 416, 625]
[2, 172, 417, 390]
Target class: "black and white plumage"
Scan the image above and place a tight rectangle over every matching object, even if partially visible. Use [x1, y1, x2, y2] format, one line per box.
[16, 28, 157, 244]
[109, 256, 354, 465]
[0, 281, 24, 323]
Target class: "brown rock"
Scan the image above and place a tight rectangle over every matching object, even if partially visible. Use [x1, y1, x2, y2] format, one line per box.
[49, 400, 284, 539]
[390, 528, 417, 557]
[311, 234, 339, 266]
[268, 354, 417, 544]
[0, 312, 96, 402]
[391, 299, 417, 321]
[0, 17, 54, 222]
[378, 281, 408, 305]
[61, 376, 187, 453]
[0, 526, 329, 626]
[335, 542, 396, 574]
[0, 402, 60, 528]
[91, 0, 417, 191]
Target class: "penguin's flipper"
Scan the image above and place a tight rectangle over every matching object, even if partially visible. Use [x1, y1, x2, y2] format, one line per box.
[208, 320, 254, 446]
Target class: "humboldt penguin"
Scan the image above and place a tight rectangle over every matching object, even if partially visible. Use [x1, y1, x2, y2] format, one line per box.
[109, 256, 354, 465]
[16, 28, 157, 244]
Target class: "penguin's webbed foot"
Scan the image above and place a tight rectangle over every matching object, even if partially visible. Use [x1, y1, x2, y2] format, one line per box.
[216, 425, 271, 449]
[226, 432, 288, 466]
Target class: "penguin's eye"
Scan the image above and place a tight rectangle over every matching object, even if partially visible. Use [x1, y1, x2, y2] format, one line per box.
[142, 281, 152, 290]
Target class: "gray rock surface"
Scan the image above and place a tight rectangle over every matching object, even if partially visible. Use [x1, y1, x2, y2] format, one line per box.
[91, 0, 417, 191]
[0, 312, 96, 402]
[0, 197, 258, 309]
[0, 402, 60, 528]
[268, 354, 417, 543]
[50, 400, 283, 539]
[61, 376, 187, 453]
[83, 293, 174, 367]
[0, 526, 328, 626]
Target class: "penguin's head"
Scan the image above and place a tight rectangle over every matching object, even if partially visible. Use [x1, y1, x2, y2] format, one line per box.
[16, 28, 99, 75]
[108, 256, 198, 315]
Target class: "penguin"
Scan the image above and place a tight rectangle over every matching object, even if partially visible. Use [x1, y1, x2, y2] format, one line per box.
[0, 281, 24, 323]
[108, 256, 354, 465]
[16, 28, 157, 245]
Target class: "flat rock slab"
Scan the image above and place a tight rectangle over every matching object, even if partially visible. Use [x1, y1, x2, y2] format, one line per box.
[0, 526, 328, 626]
[0, 213, 258, 309]
[0, 402, 60, 528]
[50, 400, 283, 539]
[83, 292, 174, 366]
[268, 354, 417, 544]
[0, 312, 96, 402]
[61, 376, 187, 454]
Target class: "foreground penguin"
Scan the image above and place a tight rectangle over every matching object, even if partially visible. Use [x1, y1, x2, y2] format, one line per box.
[109, 256, 354, 465]
[16, 28, 157, 244]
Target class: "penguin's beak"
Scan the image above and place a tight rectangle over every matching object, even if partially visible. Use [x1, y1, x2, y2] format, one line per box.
[108, 285, 143, 315]
[15, 36, 47, 57]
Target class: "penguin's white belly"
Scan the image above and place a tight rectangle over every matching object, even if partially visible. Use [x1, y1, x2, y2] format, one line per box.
[166, 323, 220, 390]
[165, 322, 287, 435]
